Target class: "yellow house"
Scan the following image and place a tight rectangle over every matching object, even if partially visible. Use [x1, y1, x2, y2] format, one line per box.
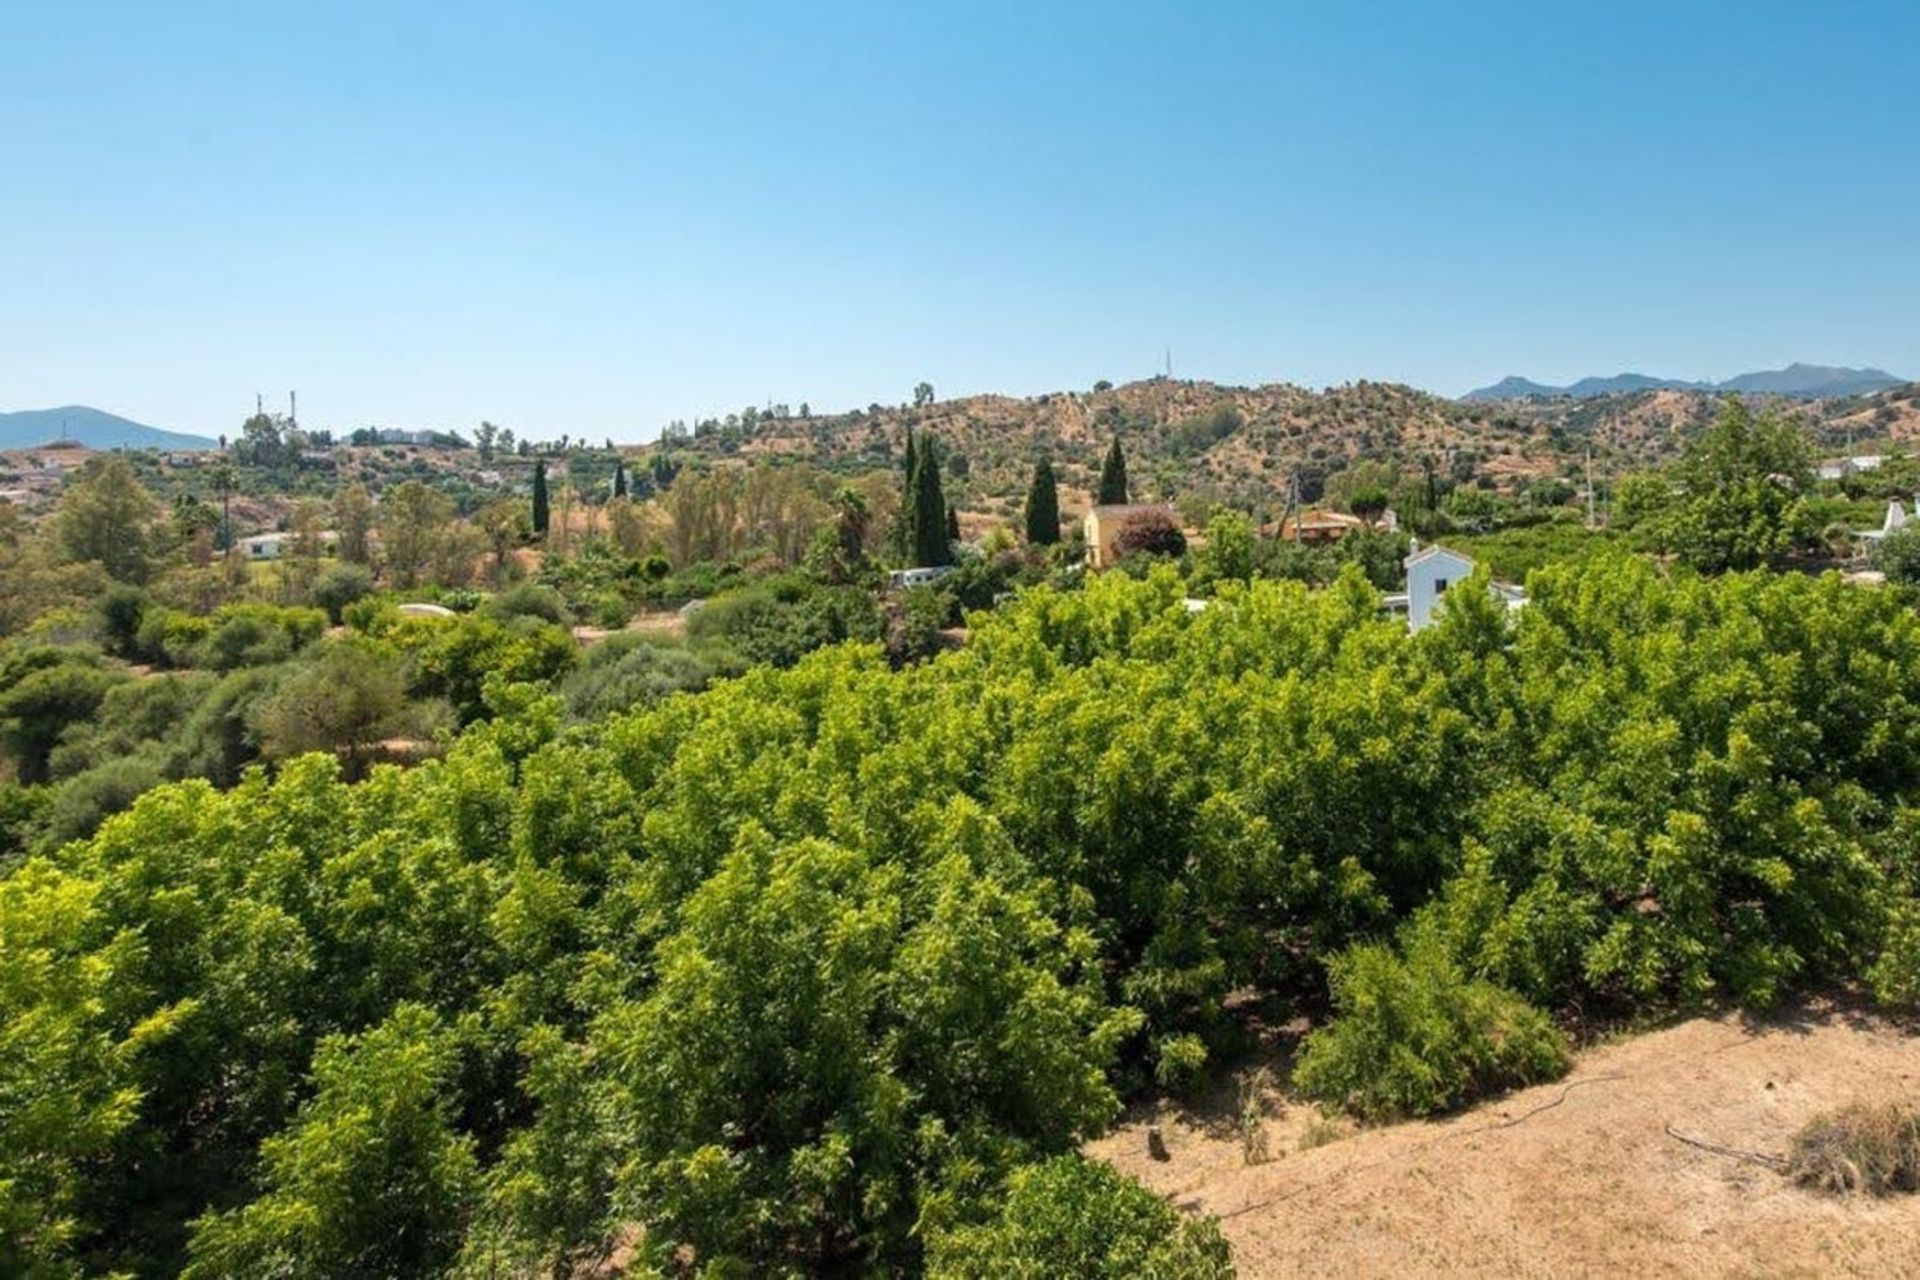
[1084, 503, 1180, 569]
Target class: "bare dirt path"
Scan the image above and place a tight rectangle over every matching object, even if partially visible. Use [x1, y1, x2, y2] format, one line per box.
[1090, 999, 1920, 1278]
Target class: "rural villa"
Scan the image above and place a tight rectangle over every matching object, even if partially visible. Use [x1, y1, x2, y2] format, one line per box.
[1084, 503, 1181, 569]
[1262, 506, 1398, 545]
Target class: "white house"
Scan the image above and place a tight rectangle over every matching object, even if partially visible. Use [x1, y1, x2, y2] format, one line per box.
[1398, 543, 1527, 632]
[887, 566, 955, 591]
[237, 533, 290, 560]
[236, 530, 341, 561]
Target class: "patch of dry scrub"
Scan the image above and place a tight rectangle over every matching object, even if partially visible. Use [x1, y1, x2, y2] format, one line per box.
[1788, 1101, 1920, 1197]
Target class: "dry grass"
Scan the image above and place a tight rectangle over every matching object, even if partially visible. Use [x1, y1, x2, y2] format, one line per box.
[1236, 1067, 1275, 1166]
[1788, 1101, 1920, 1198]
[1293, 1116, 1347, 1153]
[1090, 997, 1920, 1277]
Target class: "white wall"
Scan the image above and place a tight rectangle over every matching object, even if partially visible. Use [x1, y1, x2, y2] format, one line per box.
[1406, 548, 1476, 631]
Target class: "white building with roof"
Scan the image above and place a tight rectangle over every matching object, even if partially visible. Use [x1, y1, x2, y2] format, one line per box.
[1393, 543, 1527, 632]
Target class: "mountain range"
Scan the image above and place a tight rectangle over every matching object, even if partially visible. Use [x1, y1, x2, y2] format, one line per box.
[1462, 363, 1908, 403]
[0, 406, 217, 451]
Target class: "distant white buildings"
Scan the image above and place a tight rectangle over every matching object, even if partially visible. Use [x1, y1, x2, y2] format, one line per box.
[236, 530, 341, 561]
[374, 428, 438, 447]
[1818, 455, 1886, 482]
[887, 566, 955, 590]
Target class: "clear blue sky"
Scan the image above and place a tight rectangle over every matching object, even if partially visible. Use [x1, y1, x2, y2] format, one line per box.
[3, 1, 1916, 441]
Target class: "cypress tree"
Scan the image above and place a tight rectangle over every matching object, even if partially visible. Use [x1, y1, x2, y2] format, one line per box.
[947, 504, 961, 544]
[532, 460, 550, 536]
[1024, 458, 1060, 545]
[613, 459, 628, 499]
[911, 434, 952, 566]
[1097, 436, 1129, 506]
[896, 430, 921, 561]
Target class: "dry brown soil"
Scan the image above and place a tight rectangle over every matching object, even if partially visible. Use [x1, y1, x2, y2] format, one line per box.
[1089, 998, 1920, 1278]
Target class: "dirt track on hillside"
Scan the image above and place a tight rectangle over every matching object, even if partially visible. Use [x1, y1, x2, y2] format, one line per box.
[1090, 999, 1920, 1278]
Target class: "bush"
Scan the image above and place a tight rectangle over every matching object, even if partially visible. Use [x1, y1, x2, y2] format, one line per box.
[140, 604, 326, 671]
[312, 562, 375, 624]
[1294, 936, 1570, 1121]
[889, 586, 951, 665]
[96, 585, 148, 658]
[684, 578, 882, 669]
[483, 582, 572, 627]
[927, 1156, 1233, 1279]
[560, 634, 721, 720]
[398, 614, 577, 724]
[1116, 510, 1187, 559]
[1871, 527, 1920, 586]
[1870, 898, 1920, 1008]
[40, 751, 170, 848]
[173, 667, 283, 785]
[1788, 1102, 1920, 1197]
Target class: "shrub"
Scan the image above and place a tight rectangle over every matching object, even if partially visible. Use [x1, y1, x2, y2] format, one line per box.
[177, 604, 326, 671]
[560, 635, 721, 721]
[1869, 898, 1920, 1009]
[1871, 527, 1920, 587]
[40, 751, 170, 848]
[96, 585, 148, 658]
[889, 586, 951, 665]
[484, 582, 572, 627]
[1787, 1102, 1920, 1197]
[172, 667, 283, 785]
[312, 562, 375, 624]
[1116, 510, 1186, 559]
[1294, 936, 1570, 1121]
[926, 1156, 1233, 1279]
[684, 579, 882, 669]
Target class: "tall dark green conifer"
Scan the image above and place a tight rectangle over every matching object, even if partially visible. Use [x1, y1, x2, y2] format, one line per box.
[1024, 458, 1060, 545]
[1097, 437, 1129, 505]
[911, 434, 952, 566]
[947, 504, 961, 544]
[531, 460, 550, 536]
[613, 460, 628, 499]
[895, 430, 921, 561]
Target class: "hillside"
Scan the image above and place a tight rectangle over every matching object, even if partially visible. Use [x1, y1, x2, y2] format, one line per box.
[0, 405, 216, 451]
[688, 379, 1560, 521]
[1497, 381, 1920, 469]
[677, 377, 1920, 519]
[1464, 362, 1906, 402]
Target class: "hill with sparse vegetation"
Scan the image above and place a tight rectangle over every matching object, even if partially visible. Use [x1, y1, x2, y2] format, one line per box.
[665, 376, 1920, 522]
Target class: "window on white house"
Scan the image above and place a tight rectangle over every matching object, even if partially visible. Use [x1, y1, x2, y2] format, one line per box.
[1433, 577, 1448, 594]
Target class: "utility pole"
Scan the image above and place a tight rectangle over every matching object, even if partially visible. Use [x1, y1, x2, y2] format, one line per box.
[289, 390, 297, 430]
[1585, 445, 1597, 529]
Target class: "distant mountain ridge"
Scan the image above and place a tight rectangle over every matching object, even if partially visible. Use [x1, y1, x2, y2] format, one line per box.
[1463, 363, 1906, 403]
[0, 406, 217, 451]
